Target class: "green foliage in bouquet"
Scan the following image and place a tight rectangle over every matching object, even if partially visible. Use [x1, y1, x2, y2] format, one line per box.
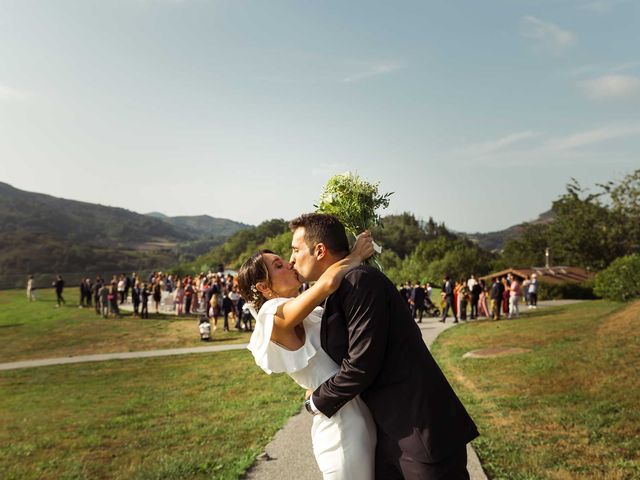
[315, 172, 393, 267]
[316, 172, 393, 236]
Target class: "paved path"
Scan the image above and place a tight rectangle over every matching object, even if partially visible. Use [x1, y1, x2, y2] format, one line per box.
[243, 316, 489, 480]
[0, 344, 248, 371]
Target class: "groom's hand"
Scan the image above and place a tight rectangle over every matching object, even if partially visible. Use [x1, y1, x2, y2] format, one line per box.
[305, 389, 312, 400]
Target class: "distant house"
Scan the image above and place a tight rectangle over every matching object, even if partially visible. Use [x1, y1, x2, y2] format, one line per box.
[480, 266, 595, 285]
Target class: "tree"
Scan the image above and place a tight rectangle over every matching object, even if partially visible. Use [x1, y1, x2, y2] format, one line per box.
[371, 213, 428, 259]
[545, 179, 625, 270]
[496, 223, 549, 270]
[599, 169, 640, 254]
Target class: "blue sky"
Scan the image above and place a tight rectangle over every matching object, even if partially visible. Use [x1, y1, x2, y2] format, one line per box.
[1, 0, 638, 232]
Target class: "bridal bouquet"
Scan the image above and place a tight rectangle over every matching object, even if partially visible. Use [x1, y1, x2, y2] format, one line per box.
[315, 172, 392, 265]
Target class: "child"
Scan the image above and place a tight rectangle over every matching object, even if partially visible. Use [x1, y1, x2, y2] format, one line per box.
[199, 315, 211, 341]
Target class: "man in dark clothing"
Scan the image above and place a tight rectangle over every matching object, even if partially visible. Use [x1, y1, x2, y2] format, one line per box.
[131, 282, 141, 317]
[410, 282, 426, 323]
[93, 277, 103, 315]
[490, 277, 504, 320]
[140, 284, 150, 319]
[459, 281, 470, 321]
[399, 281, 412, 304]
[79, 278, 87, 308]
[290, 214, 478, 480]
[222, 293, 233, 331]
[53, 275, 65, 307]
[440, 275, 458, 323]
[85, 278, 93, 307]
[470, 281, 482, 319]
[184, 281, 194, 315]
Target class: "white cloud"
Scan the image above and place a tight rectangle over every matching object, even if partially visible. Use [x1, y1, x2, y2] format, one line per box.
[580, 74, 640, 100]
[0, 83, 28, 101]
[579, 0, 629, 13]
[457, 131, 540, 157]
[453, 124, 640, 167]
[342, 62, 403, 83]
[521, 16, 577, 54]
[546, 124, 640, 150]
[611, 61, 640, 73]
[567, 61, 640, 78]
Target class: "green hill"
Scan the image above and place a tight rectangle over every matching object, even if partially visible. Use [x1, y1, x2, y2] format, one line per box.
[461, 210, 554, 251]
[0, 182, 250, 287]
[148, 214, 251, 239]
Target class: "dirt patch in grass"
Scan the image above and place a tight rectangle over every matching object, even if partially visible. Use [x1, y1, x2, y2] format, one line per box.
[463, 347, 531, 358]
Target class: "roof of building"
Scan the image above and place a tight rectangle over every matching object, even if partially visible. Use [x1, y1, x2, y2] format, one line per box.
[479, 266, 594, 285]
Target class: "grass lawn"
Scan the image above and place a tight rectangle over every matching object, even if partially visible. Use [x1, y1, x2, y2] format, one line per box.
[431, 300, 640, 480]
[0, 289, 251, 362]
[0, 350, 303, 479]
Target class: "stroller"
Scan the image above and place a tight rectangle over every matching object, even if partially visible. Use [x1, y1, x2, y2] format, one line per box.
[199, 315, 212, 341]
[241, 303, 254, 332]
[424, 297, 440, 318]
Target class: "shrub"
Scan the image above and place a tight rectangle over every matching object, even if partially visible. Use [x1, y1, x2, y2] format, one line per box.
[538, 280, 597, 300]
[594, 254, 640, 302]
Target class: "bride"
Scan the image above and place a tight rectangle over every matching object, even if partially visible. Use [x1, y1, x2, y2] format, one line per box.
[237, 232, 376, 480]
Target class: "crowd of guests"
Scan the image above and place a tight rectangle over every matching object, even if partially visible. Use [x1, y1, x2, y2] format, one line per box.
[34, 269, 540, 337]
[399, 272, 539, 323]
[70, 271, 254, 332]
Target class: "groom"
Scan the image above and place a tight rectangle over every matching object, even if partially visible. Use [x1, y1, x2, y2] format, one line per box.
[289, 213, 479, 479]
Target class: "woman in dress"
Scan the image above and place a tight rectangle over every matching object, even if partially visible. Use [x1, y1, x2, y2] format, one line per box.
[237, 232, 376, 480]
[174, 280, 185, 316]
[478, 279, 490, 318]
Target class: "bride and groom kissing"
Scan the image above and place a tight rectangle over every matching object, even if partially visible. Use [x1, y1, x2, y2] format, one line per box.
[238, 213, 478, 480]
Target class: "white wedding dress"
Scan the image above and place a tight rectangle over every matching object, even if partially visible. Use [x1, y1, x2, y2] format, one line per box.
[248, 298, 376, 480]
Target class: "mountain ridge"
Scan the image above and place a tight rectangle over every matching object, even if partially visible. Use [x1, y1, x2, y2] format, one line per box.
[0, 182, 250, 285]
[460, 210, 554, 251]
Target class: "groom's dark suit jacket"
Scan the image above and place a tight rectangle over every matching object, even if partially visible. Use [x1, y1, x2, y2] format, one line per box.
[312, 265, 479, 463]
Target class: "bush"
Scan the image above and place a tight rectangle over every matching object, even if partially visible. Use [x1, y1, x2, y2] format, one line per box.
[594, 254, 640, 302]
[538, 280, 597, 300]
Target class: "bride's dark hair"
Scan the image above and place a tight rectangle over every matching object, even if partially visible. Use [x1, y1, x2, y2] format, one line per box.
[237, 250, 274, 311]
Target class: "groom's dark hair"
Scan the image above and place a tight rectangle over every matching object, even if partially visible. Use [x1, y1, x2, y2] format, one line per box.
[289, 213, 350, 257]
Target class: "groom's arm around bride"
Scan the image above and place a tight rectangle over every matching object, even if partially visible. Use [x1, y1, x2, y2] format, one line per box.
[290, 213, 479, 480]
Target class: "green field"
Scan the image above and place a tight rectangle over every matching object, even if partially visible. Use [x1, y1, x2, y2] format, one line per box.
[432, 300, 640, 479]
[0, 351, 302, 480]
[3, 288, 639, 479]
[0, 289, 250, 362]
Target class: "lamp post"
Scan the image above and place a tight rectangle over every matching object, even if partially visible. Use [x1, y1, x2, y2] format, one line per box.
[545, 248, 550, 268]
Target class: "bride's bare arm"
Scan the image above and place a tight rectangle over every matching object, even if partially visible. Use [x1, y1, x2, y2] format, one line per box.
[273, 232, 375, 331]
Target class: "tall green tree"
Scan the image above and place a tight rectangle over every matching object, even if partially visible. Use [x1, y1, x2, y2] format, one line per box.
[545, 179, 625, 270]
[499, 172, 639, 271]
[599, 169, 640, 254]
[371, 213, 428, 259]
